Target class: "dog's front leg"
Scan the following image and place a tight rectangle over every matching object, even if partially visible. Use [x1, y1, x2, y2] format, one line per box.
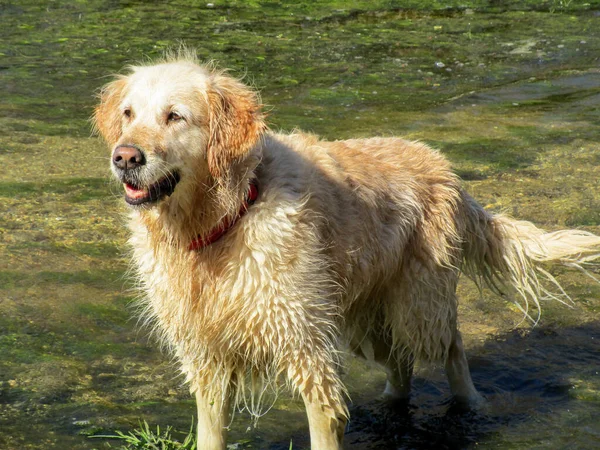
[195, 387, 231, 450]
[302, 389, 347, 450]
[288, 350, 347, 450]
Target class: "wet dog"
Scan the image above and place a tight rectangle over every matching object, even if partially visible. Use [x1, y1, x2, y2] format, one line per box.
[94, 51, 600, 449]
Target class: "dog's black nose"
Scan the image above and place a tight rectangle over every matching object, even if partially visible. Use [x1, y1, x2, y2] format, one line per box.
[112, 145, 145, 170]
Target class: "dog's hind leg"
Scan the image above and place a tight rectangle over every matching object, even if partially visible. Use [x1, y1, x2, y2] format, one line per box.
[444, 329, 484, 407]
[372, 334, 414, 401]
[382, 353, 414, 401]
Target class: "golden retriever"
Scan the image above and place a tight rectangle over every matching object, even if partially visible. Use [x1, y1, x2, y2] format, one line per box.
[94, 51, 600, 449]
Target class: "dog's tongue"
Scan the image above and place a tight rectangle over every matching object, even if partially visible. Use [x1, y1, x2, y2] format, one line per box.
[124, 183, 149, 199]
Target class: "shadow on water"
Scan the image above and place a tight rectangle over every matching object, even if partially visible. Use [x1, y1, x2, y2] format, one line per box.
[263, 321, 600, 449]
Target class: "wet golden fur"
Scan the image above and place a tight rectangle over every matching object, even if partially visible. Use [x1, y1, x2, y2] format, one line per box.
[94, 52, 600, 449]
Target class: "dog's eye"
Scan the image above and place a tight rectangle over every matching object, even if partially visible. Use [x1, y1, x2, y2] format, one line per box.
[123, 108, 132, 118]
[167, 112, 183, 123]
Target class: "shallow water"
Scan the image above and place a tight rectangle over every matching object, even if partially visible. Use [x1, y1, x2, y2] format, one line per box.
[1, 1, 600, 449]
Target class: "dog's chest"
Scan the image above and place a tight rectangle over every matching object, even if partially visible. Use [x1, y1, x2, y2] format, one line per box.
[130, 220, 325, 359]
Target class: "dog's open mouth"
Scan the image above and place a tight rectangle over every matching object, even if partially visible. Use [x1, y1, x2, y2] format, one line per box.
[123, 172, 181, 205]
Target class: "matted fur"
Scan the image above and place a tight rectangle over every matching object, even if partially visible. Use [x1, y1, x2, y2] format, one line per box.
[94, 52, 600, 449]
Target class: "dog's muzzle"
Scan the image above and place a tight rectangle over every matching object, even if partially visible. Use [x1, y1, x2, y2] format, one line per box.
[111, 145, 180, 206]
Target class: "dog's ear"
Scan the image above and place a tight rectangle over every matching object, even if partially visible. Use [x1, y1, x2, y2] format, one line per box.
[93, 77, 128, 146]
[207, 74, 266, 178]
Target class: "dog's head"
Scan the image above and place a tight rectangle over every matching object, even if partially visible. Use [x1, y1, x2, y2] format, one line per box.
[94, 57, 266, 207]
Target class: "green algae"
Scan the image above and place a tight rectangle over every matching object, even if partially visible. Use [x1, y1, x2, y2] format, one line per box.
[1, 0, 600, 448]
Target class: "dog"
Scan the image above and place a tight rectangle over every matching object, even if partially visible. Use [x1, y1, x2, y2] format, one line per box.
[94, 51, 600, 449]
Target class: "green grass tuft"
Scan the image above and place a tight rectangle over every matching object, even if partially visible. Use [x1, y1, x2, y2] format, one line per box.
[90, 420, 295, 449]
[91, 420, 197, 450]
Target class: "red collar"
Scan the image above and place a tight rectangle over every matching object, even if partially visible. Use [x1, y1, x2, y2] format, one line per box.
[188, 180, 259, 251]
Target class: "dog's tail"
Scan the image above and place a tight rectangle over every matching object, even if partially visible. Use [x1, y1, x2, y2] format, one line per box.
[461, 192, 600, 323]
